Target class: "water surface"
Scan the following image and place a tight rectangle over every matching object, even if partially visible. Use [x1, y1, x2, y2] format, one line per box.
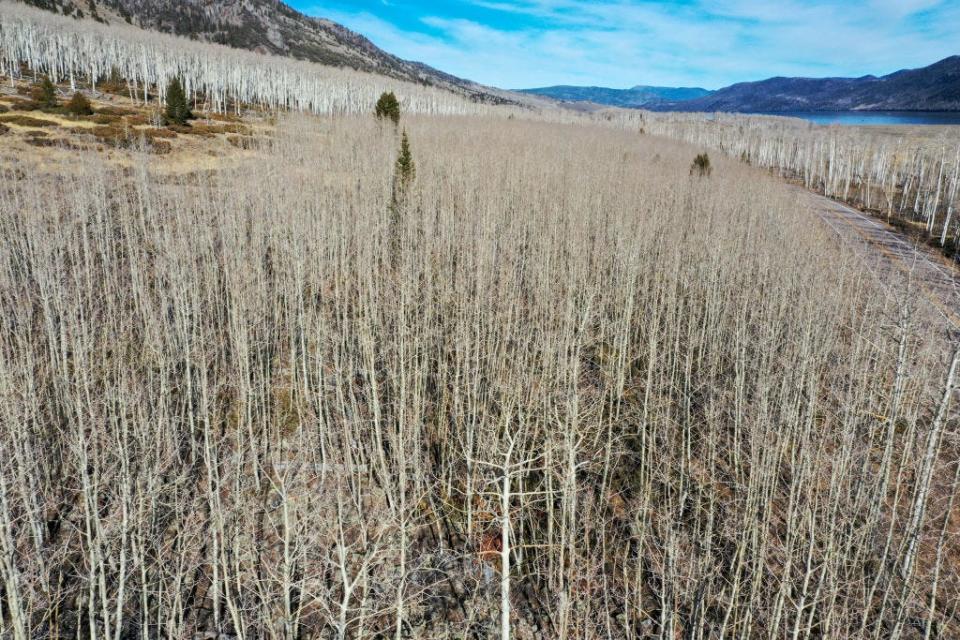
[774, 111, 960, 126]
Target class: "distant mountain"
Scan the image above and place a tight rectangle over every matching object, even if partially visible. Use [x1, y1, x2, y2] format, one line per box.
[666, 56, 960, 112]
[521, 57, 960, 113]
[15, 0, 521, 105]
[518, 84, 712, 108]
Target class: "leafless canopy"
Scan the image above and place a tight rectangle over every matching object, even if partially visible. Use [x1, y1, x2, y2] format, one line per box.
[0, 113, 958, 639]
[1, 4, 960, 639]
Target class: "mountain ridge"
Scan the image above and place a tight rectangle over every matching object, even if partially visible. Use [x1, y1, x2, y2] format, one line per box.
[518, 84, 712, 108]
[670, 56, 960, 112]
[523, 57, 960, 112]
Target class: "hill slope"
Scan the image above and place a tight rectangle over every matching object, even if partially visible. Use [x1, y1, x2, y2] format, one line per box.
[14, 0, 519, 104]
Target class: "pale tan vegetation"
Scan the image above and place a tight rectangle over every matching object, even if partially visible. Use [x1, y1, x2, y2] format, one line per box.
[4, 0, 959, 260]
[2, 3, 960, 638]
[642, 112, 960, 254]
[1, 112, 959, 639]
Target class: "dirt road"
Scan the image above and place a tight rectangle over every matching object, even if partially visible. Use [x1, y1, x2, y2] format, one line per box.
[809, 192, 960, 334]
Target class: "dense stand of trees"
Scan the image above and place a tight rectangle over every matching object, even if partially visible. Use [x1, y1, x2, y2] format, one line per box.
[1, 3, 960, 638]
[642, 112, 960, 253]
[3, 0, 957, 250]
[1, 115, 958, 638]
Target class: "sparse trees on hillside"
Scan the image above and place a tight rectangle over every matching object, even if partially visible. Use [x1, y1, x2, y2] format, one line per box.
[0, 3, 493, 118]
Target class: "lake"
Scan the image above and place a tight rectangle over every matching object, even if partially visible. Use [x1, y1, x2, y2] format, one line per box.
[775, 111, 960, 126]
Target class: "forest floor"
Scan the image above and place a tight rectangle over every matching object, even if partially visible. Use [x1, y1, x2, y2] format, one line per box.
[0, 80, 271, 175]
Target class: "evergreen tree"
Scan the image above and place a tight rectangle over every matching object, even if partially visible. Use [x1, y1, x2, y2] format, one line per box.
[388, 130, 415, 266]
[164, 77, 193, 126]
[395, 130, 415, 188]
[32, 77, 58, 109]
[375, 91, 401, 126]
[690, 153, 712, 177]
[65, 92, 93, 116]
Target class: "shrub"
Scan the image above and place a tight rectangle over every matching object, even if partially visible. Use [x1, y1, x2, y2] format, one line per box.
[228, 135, 257, 150]
[206, 112, 243, 123]
[690, 153, 712, 177]
[31, 77, 58, 109]
[145, 127, 178, 140]
[124, 114, 150, 126]
[150, 140, 172, 154]
[88, 113, 122, 125]
[6, 97, 38, 111]
[65, 92, 93, 116]
[100, 68, 127, 96]
[25, 133, 58, 148]
[164, 77, 193, 126]
[91, 125, 173, 153]
[0, 114, 58, 127]
[96, 106, 136, 117]
[375, 91, 401, 126]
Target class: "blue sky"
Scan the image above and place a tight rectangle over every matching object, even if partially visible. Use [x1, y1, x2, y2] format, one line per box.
[290, 1, 960, 90]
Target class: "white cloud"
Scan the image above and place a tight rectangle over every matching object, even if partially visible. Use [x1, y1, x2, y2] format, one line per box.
[310, 1, 960, 89]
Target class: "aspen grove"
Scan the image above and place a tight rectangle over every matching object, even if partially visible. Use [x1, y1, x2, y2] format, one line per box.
[2, 3, 960, 640]
[2, 112, 960, 639]
[2, 2, 959, 252]
[642, 112, 960, 252]
[0, 2, 496, 117]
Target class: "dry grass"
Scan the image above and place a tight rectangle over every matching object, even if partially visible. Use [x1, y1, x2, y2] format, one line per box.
[0, 112, 957, 640]
[0, 78, 274, 175]
[169, 122, 252, 137]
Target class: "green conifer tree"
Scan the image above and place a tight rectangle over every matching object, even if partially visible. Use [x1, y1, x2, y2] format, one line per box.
[395, 130, 416, 187]
[32, 77, 58, 109]
[388, 130, 416, 264]
[375, 91, 401, 126]
[164, 77, 193, 126]
[690, 153, 712, 177]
